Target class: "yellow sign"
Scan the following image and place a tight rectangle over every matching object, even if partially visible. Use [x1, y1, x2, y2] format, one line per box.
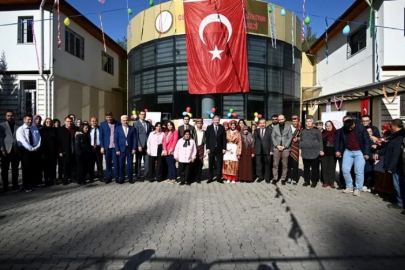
[245, 0, 269, 36]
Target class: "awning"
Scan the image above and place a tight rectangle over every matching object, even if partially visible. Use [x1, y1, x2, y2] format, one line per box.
[302, 75, 405, 104]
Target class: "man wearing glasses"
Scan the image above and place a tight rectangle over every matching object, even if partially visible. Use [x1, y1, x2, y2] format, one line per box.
[361, 115, 380, 138]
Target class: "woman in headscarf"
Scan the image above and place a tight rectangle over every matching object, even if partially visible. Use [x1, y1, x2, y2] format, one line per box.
[223, 121, 229, 132]
[33, 115, 43, 129]
[321, 121, 337, 188]
[75, 123, 93, 185]
[238, 126, 255, 182]
[40, 118, 58, 186]
[222, 120, 242, 183]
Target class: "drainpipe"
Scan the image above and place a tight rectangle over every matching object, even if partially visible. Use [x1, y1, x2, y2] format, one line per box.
[39, 0, 48, 116]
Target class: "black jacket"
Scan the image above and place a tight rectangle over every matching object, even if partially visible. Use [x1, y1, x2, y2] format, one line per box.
[380, 129, 405, 174]
[206, 124, 227, 152]
[334, 125, 371, 156]
[254, 127, 272, 155]
[40, 127, 58, 157]
[75, 133, 92, 156]
[57, 126, 78, 161]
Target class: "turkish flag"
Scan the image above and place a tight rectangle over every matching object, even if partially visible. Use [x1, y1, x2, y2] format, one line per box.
[184, 0, 249, 94]
[361, 98, 369, 116]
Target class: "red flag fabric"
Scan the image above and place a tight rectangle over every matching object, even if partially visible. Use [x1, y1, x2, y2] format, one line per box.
[183, 0, 249, 94]
[361, 98, 369, 116]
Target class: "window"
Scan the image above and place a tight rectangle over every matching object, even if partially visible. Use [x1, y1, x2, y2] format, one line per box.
[248, 66, 265, 91]
[156, 67, 173, 93]
[223, 95, 245, 119]
[247, 95, 264, 119]
[102, 51, 114, 75]
[17, 17, 33, 43]
[65, 28, 84, 60]
[247, 37, 266, 64]
[347, 24, 367, 57]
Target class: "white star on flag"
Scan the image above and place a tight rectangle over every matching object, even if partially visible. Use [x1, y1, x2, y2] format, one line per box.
[209, 46, 224, 60]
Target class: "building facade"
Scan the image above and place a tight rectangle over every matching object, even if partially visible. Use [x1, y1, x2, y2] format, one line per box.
[0, 0, 127, 122]
[128, 0, 302, 120]
[302, 0, 405, 127]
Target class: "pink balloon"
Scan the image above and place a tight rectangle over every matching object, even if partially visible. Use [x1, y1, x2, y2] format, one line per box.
[145, 109, 149, 112]
[211, 108, 216, 113]
[99, 0, 105, 4]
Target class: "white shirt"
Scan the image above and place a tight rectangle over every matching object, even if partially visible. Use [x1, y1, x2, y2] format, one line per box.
[16, 124, 41, 152]
[196, 129, 204, 146]
[291, 126, 297, 133]
[122, 125, 129, 145]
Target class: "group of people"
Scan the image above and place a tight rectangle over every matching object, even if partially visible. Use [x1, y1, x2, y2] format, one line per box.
[1, 110, 405, 214]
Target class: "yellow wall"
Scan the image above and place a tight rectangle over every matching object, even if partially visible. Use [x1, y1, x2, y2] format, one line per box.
[54, 76, 125, 122]
[301, 52, 316, 88]
[128, 0, 302, 51]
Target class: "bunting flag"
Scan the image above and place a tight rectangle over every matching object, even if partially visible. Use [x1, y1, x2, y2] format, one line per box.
[375, 28, 380, 82]
[32, 21, 40, 72]
[99, 13, 106, 52]
[126, 0, 132, 37]
[361, 98, 369, 116]
[292, 12, 295, 65]
[269, 6, 275, 48]
[369, 0, 374, 37]
[57, 1, 61, 49]
[301, 0, 305, 42]
[271, 5, 277, 48]
[325, 17, 329, 64]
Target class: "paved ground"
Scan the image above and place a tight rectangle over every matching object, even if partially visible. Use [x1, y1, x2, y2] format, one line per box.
[1, 173, 405, 270]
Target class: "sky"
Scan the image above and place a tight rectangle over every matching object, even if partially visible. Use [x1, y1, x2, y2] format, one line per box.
[67, 0, 357, 42]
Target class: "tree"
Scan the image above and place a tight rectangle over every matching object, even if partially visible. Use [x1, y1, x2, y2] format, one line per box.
[0, 51, 18, 94]
[116, 36, 127, 50]
[301, 26, 318, 52]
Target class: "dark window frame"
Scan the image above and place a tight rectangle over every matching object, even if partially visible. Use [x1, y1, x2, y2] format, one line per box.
[347, 24, 367, 58]
[65, 27, 85, 60]
[17, 16, 34, 44]
[102, 51, 114, 75]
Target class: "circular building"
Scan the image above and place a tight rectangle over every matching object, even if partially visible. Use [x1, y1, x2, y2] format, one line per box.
[128, 0, 302, 120]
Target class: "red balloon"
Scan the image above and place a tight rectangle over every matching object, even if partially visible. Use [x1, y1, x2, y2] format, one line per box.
[145, 109, 149, 112]
[186, 107, 191, 113]
[258, 114, 263, 119]
[130, 115, 135, 120]
[211, 108, 216, 113]
[232, 112, 237, 117]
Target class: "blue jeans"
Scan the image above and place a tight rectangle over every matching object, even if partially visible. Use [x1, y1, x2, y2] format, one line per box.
[393, 173, 405, 207]
[105, 148, 119, 180]
[342, 150, 365, 190]
[166, 155, 177, 180]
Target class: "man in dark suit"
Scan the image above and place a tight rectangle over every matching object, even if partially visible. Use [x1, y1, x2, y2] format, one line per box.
[178, 115, 195, 138]
[254, 118, 273, 183]
[114, 115, 137, 184]
[133, 110, 152, 181]
[57, 116, 78, 185]
[206, 115, 226, 184]
[0, 110, 21, 192]
[89, 117, 103, 180]
[99, 111, 120, 184]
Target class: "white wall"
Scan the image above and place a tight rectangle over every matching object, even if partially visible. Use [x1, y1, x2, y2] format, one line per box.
[0, 10, 51, 71]
[316, 10, 374, 96]
[53, 12, 120, 92]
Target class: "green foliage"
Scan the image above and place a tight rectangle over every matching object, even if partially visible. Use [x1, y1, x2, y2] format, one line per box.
[0, 51, 18, 93]
[302, 26, 318, 52]
[116, 36, 127, 50]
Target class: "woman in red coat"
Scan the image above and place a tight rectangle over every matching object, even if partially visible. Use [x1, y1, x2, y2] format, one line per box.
[162, 121, 179, 184]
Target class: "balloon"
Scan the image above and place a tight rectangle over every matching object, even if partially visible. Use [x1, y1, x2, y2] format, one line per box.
[145, 109, 149, 112]
[258, 114, 263, 119]
[210, 113, 214, 118]
[229, 108, 234, 113]
[132, 110, 136, 115]
[130, 115, 135, 120]
[227, 113, 232, 117]
[133, 115, 138, 119]
[186, 107, 191, 113]
[268, 6, 273, 13]
[232, 112, 237, 117]
[99, 0, 105, 3]
[182, 111, 187, 116]
[281, 9, 286, 16]
[343, 25, 351, 36]
[206, 110, 211, 116]
[254, 112, 258, 117]
[149, 0, 154, 6]
[211, 108, 216, 113]
[64, 17, 70, 26]
[189, 113, 193, 118]
[254, 117, 259, 122]
[304, 16, 311, 25]
[128, 8, 133, 15]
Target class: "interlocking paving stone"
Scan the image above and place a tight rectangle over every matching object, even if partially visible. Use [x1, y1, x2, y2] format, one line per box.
[1, 175, 405, 269]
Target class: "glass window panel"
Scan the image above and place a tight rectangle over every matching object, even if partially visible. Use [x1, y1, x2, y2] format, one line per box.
[247, 95, 264, 120]
[142, 70, 155, 94]
[267, 67, 282, 93]
[157, 67, 174, 93]
[267, 41, 283, 67]
[283, 70, 294, 97]
[130, 49, 141, 73]
[267, 93, 283, 117]
[176, 66, 188, 91]
[142, 44, 155, 68]
[156, 38, 174, 65]
[134, 74, 141, 95]
[26, 20, 33, 43]
[223, 95, 244, 119]
[247, 37, 266, 64]
[294, 72, 301, 99]
[248, 66, 265, 90]
[175, 36, 187, 63]
[158, 95, 173, 104]
[283, 44, 293, 70]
